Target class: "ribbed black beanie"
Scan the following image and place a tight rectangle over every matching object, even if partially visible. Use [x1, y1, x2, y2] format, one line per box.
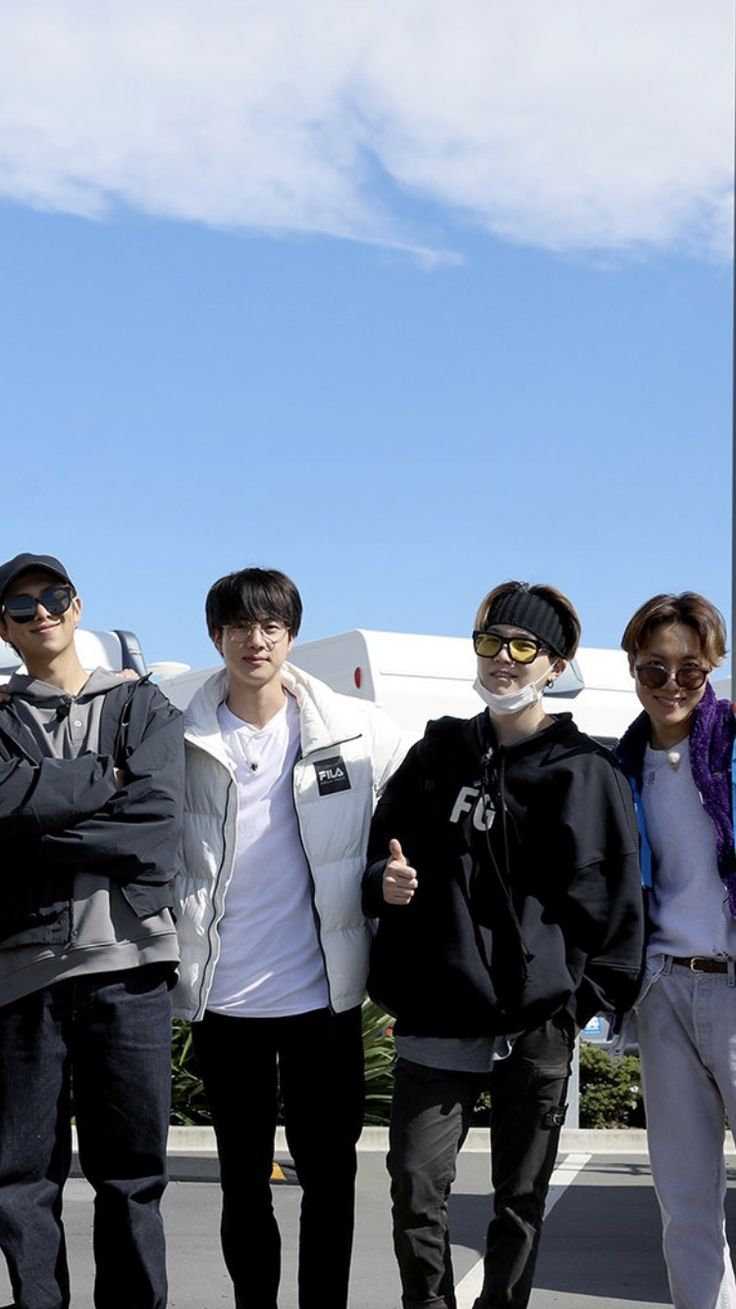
[484, 588, 571, 658]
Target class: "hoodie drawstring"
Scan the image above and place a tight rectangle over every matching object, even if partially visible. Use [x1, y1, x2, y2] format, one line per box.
[480, 748, 535, 969]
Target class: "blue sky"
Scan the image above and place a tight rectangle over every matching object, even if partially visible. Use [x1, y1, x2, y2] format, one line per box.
[0, 2, 732, 673]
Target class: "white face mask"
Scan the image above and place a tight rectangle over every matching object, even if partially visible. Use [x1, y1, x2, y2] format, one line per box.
[473, 668, 552, 718]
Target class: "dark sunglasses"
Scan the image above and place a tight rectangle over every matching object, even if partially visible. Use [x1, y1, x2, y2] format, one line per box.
[473, 630, 545, 665]
[2, 584, 74, 624]
[635, 662, 709, 691]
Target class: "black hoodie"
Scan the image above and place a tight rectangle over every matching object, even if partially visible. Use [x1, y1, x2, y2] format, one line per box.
[362, 712, 644, 1037]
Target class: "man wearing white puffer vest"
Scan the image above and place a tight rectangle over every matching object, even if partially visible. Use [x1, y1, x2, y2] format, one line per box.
[173, 567, 408, 1309]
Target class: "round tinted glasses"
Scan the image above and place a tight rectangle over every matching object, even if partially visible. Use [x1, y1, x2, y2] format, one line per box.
[226, 622, 288, 649]
[2, 584, 74, 624]
[635, 662, 709, 691]
[473, 631, 545, 664]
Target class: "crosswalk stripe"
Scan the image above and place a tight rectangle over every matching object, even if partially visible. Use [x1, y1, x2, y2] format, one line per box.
[454, 1152, 591, 1308]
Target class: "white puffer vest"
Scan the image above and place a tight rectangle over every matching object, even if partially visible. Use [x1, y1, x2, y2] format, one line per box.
[173, 664, 409, 1020]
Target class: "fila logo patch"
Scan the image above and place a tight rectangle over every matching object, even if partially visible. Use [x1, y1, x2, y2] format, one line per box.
[315, 754, 352, 796]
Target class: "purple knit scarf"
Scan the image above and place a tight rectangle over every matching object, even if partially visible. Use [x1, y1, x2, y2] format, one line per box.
[615, 682, 736, 917]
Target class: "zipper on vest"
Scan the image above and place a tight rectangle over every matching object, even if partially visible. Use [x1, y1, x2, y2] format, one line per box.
[291, 760, 334, 1013]
[197, 773, 237, 1021]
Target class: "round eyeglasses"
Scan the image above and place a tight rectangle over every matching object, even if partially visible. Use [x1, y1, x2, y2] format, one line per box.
[226, 622, 288, 649]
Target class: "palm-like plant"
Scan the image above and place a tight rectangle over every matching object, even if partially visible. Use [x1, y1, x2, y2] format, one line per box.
[170, 1001, 397, 1127]
[361, 1000, 395, 1125]
[170, 1020, 212, 1125]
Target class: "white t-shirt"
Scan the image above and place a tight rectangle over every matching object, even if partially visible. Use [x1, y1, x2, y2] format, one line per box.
[206, 693, 330, 1017]
[642, 738, 736, 959]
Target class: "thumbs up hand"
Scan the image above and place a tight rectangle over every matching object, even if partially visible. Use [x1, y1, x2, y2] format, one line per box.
[383, 838, 418, 905]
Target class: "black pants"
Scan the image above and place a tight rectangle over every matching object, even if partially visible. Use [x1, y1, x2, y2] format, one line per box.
[192, 1005, 365, 1309]
[388, 1015, 574, 1309]
[0, 965, 173, 1309]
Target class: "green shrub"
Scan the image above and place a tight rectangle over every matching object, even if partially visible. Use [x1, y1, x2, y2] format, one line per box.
[170, 1001, 398, 1127]
[578, 1042, 644, 1128]
[361, 1001, 396, 1124]
[460, 1044, 645, 1130]
[170, 1013, 644, 1130]
[171, 1020, 212, 1125]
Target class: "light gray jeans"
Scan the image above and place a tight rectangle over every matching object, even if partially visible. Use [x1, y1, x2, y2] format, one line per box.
[637, 960, 736, 1309]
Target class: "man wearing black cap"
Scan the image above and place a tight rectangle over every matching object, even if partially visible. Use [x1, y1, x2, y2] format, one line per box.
[362, 581, 644, 1309]
[0, 553, 184, 1309]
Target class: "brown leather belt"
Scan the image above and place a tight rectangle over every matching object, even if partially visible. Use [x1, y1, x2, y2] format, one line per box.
[671, 956, 730, 973]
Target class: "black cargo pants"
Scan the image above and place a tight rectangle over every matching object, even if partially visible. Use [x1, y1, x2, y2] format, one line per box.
[387, 1013, 574, 1309]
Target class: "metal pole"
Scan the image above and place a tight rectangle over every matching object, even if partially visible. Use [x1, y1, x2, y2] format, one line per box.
[567, 1038, 580, 1130]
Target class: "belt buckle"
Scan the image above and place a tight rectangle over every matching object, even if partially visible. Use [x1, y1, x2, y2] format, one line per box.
[689, 958, 703, 971]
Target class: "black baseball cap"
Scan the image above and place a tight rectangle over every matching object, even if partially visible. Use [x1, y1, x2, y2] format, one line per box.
[0, 553, 73, 603]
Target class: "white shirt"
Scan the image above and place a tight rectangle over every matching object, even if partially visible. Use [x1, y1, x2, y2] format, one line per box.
[642, 739, 736, 959]
[206, 693, 329, 1017]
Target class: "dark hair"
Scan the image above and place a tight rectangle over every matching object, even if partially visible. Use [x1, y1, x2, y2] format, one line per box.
[205, 568, 303, 640]
[475, 581, 581, 659]
[621, 592, 727, 668]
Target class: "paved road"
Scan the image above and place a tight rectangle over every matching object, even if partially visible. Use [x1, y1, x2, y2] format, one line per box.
[2, 1147, 735, 1307]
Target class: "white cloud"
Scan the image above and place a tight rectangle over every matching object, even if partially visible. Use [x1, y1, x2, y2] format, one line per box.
[0, 0, 731, 258]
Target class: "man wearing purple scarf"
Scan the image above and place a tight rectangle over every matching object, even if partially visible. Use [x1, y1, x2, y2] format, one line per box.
[615, 591, 736, 1309]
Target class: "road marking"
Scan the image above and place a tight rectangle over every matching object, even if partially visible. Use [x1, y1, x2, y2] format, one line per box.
[545, 1151, 591, 1214]
[64, 1179, 94, 1202]
[453, 1152, 592, 1308]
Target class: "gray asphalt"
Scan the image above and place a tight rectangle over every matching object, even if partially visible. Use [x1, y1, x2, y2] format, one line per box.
[2, 1148, 735, 1307]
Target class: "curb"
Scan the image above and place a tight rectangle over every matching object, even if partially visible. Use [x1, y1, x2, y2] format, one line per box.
[163, 1125, 709, 1157]
[70, 1126, 736, 1158]
[164, 1125, 736, 1157]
